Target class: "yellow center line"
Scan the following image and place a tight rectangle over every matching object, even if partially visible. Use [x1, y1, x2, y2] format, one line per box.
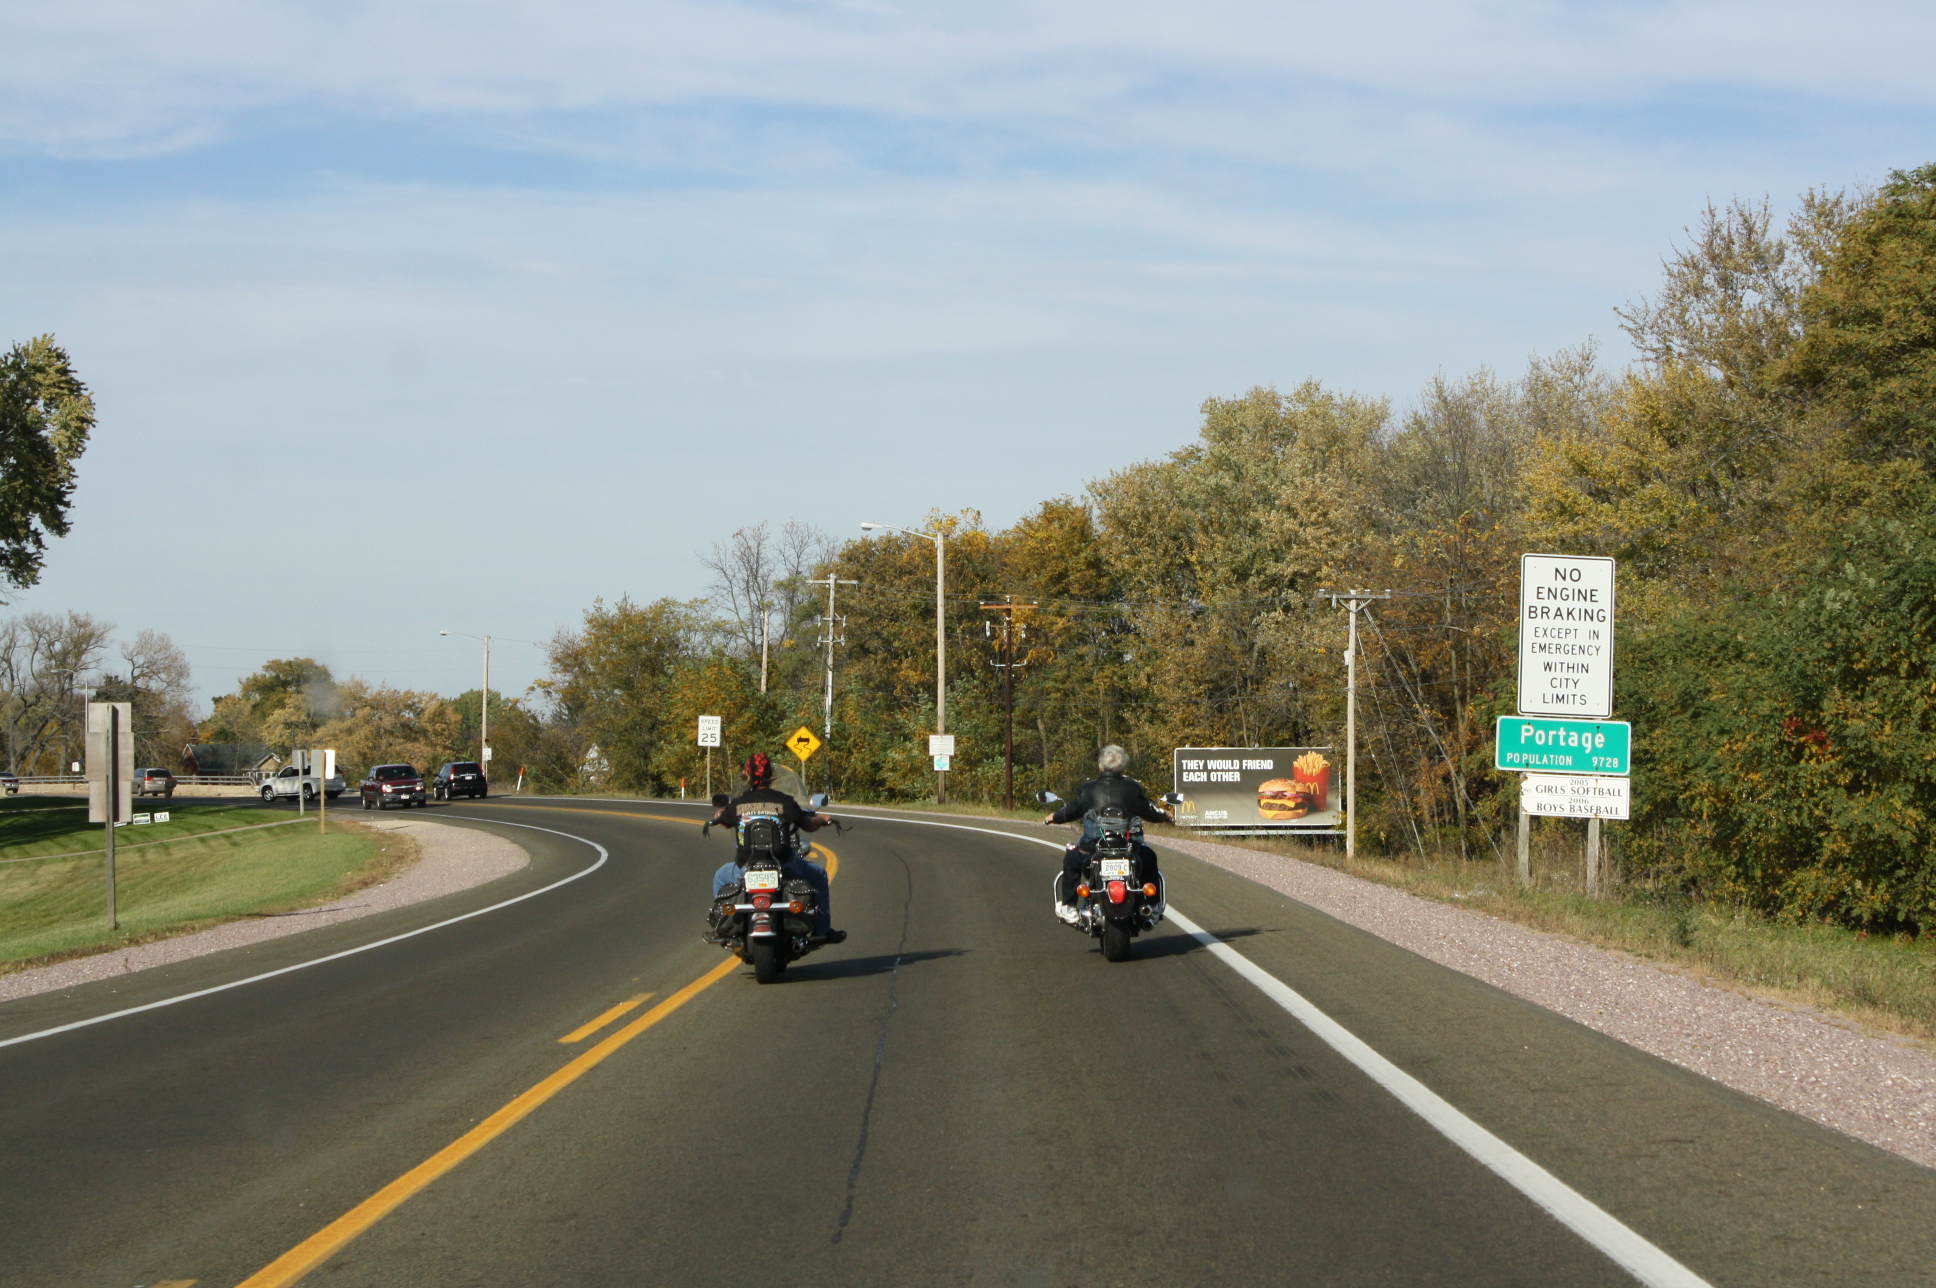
[154, 1280, 199, 1287]
[558, 993, 653, 1043]
[233, 957, 738, 1288]
[233, 817, 844, 1288]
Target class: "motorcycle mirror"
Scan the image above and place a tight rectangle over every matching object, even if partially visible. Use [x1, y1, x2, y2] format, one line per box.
[1036, 790, 1061, 805]
[1161, 792, 1184, 806]
[809, 792, 829, 809]
[711, 793, 730, 808]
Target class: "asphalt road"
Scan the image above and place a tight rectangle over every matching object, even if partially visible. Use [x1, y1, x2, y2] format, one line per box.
[1, 797, 1932, 1287]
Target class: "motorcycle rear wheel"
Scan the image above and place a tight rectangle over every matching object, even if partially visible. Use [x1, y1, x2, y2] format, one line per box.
[1102, 919, 1133, 961]
[750, 938, 785, 983]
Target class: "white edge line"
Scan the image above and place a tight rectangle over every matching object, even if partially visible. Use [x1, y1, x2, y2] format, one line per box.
[854, 811, 1713, 1288]
[0, 818, 609, 1052]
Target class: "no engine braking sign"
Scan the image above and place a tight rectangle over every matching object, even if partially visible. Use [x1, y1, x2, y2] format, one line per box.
[1518, 554, 1614, 719]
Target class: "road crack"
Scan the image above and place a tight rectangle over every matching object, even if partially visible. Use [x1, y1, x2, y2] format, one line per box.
[832, 850, 913, 1245]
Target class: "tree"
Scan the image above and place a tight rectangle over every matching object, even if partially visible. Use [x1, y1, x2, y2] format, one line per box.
[538, 597, 705, 792]
[314, 681, 462, 781]
[89, 629, 195, 767]
[1780, 164, 1936, 471]
[201, 658, 338, 755]
[0, 337, 94, 597]
[0, 611, 112, 773]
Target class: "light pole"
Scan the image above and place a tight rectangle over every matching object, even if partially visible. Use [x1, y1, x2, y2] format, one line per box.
[440, 630, 491, 773]
[860, 521, 947, 802]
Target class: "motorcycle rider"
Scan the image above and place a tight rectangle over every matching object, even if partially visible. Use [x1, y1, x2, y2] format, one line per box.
[1043, 744, 1173, 924]
[710, 752, 846, 944]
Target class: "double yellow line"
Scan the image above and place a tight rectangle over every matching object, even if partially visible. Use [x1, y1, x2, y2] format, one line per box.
[234, 823, 839, 1287]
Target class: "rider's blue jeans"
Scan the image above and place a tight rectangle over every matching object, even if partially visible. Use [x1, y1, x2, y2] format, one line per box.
[712, 856, 832, 936]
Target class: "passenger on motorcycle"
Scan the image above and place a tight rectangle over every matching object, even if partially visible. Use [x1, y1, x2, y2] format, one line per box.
[710, 752, 847, 944]
[1043, 744, 1173, 924]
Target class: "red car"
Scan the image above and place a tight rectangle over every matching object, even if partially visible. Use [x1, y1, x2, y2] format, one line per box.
[360, 764, 427, 809]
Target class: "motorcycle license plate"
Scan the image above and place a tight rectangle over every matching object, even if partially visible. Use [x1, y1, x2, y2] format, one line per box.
[744, 870, 781, 891]
[1099, 858, 1132, 878]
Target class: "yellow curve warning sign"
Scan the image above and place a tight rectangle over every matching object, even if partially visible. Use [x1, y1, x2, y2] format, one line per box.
[786, 726, 822, 761]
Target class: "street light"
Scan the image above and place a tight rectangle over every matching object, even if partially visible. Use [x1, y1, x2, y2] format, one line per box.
[439, 630, 491, 772]
[860, 520, 948, 802]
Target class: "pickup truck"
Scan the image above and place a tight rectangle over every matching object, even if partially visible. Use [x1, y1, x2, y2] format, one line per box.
[258, 764, 346, 803]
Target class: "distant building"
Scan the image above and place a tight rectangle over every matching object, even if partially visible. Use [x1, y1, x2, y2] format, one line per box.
[181, 743, 280, 777]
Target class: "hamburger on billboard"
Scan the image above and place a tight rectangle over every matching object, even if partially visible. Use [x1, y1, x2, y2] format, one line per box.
[1171, 747, 1340, 830]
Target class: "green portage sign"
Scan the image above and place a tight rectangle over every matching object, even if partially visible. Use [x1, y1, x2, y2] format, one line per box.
[1495, 716, 1630, 776]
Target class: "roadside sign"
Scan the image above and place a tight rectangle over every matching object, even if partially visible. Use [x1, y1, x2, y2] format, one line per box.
[132, 813, 152, 825]
[1521, 773, 1630, 819]
[1518, 554, 1615, 718]
[1172, 746, 1340, 830]
[933, 754, 951, 771]
[1495, 717, 1630, 775]
[85, 702, 134, 824]
[481, 746, 492, 763]
[786, 726, 822, 761]
[322, 749, 336, 779]
[153, 811, 171, 823]
[928, 734, 956, 757]
[697, 715, 722, 748]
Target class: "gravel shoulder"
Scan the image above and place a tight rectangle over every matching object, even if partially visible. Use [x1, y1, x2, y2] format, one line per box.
[1160, 834, 1936, 1170]
[0, 816, 528, 1005]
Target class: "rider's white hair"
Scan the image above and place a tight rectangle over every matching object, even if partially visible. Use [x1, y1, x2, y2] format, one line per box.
[1097, 744, 1130, 773]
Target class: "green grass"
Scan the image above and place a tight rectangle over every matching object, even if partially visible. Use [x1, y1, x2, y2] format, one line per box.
[0, 797, 297, 860]
[0, 812, 404, 972]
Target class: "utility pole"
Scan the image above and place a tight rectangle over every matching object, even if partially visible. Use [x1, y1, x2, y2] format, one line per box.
[980, 598, 1035, 810]
[1319, 588, 1391, 860]
[810, 573, 857, 794]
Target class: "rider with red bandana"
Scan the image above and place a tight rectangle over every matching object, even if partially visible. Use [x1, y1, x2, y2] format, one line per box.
[709, 752, 846, 944]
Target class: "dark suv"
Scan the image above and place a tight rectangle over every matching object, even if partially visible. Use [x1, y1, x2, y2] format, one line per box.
[433, 762, 488, 800]
[360, 764, 427, 810]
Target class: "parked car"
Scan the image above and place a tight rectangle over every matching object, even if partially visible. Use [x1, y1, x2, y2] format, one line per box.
[0, 771, 17, 796]
[259, 763, 347, 803]
[432, 761, 488, 800]
[133, 768, 176, 799]
[361, 764, 427, 810]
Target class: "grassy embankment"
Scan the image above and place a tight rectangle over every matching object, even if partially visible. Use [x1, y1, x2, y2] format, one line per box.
[0, 798, 415, 972]
[831, 795, 1936, 1043]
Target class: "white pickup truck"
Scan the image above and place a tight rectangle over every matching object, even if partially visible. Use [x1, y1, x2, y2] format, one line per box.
[258, 764, 346, 803]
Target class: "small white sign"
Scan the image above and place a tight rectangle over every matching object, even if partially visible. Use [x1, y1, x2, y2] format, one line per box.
[1518, 554, 1616, 719]
[481, 746, 492, 762]
[928, 734, 956, 756]
[1522, 773, 1629, 819]
[697, 715, 722, 748]
[132, 813, 152, 825]
[153, 811, 171, 823]
[933, 754, 951, 771]
[323, 748, 336, 779]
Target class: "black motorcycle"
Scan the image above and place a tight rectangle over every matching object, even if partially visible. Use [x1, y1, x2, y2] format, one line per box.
[1055, 806, 1166, 961]
[706, 809, 823, 984]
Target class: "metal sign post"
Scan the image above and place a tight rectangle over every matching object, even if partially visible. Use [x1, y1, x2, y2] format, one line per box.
[86, 701, 134, 930]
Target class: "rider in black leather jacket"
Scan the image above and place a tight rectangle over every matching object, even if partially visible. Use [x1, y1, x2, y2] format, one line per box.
[1044, 745, 1172, 921]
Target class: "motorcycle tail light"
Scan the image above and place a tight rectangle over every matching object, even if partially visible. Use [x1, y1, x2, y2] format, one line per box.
[1143, 883, 1158, 897]
[1107, 880, 1127, 904]
[752, 894, 771, 910]
[1075, 883, 1090, 899]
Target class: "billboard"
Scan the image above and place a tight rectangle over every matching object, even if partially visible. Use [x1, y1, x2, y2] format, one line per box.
[1171, 747, 1340, 830]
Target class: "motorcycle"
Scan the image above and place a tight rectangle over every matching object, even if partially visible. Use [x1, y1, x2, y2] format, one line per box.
[704, 797, 827, 984]
[1053, 805, 1166, 961]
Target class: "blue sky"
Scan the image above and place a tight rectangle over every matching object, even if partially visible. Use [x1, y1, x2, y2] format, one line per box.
[4, 0, 1933, 706]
